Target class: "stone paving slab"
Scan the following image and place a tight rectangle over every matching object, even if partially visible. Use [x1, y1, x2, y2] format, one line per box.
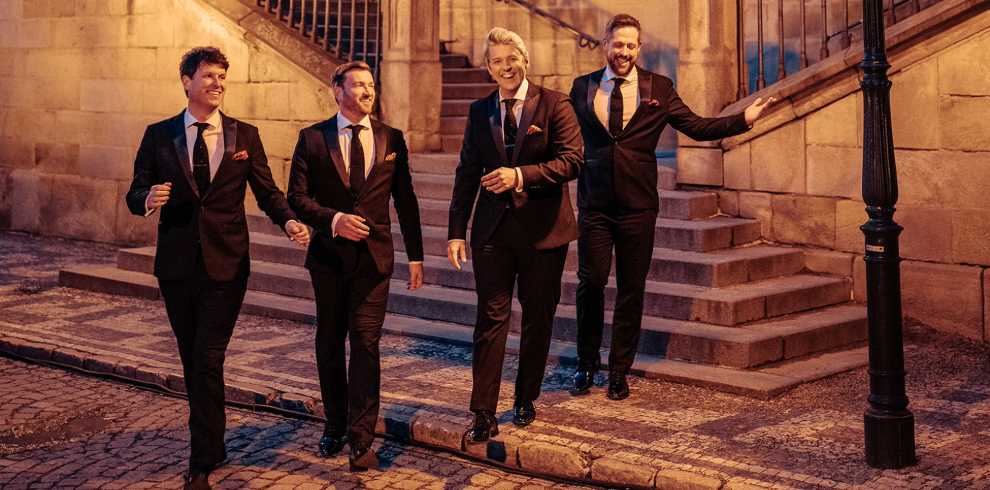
[3, 231, 990, 489]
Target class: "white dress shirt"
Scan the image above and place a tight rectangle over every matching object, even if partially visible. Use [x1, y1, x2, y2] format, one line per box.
[496, 79, 527, 192]
[331, 113, 375, 233]
[593, 66, 641, 132]
[184, 108, 224, 179]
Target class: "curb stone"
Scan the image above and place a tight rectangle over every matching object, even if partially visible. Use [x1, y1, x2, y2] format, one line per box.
[18, 341, 56, 361]
[279, 392, 316, 413]
[517, 440, 589, 478]
[655, 469, 723, 490]
[51, 348, 87, 369]
[409, 412, 464, 451]
[592, 457, 658, 487]
[465, 433, 524, 465]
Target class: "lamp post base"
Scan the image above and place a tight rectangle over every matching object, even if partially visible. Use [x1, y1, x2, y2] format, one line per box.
[864, 408, 916, 469]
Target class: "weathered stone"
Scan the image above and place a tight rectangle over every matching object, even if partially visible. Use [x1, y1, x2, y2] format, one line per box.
[953, 208, 990, 266]
[38, 173, 117, 242]
[835, 199, 866, 254]
[590, 457, 656, 487]
[79, 145, 132, 180]
[0, 137, 35, 169]
[653, 469, 722, 490]
[771, 195, 836, 248]
[676, 147, 723, 186]
[114, 362, 137, 379]
[716, 190, 738, 216]
[464, 433, 523, 466]
[410, 413, 464, 451]
[134, 366, 167, 387]
[805, 93, 859, 148]
[3, 107, 57, 141]
[517, 441, 588, 478]
[804, 249, 854, 277]
[738, 192, 773, 241]
[0, 337, 17, 355]
[83, 355, 121, 375]
[35, 142, 79, 175]
[80, 79, 143, 113]
[167, 374, 186, 394]
[751, 120, 805, 193]
[225, 382, 278, 406]
[940, 96, 990, 152]
[895, 206, 953, 263]
[724, 482, 767, 490]
[280, 393, 316, 414]
[901, 260, 984, 341]
[51, 348, 86, 368]
[890, 59, 939, 150]
[33, 75, 80, 110]
[806, 145, 861, 199]
[10, 169, 39, 233]
[723, 142, 751, 190]
[18, 341, 55, 361]
[50, 16, 127, 48]
[18, 18, 51, 48]
[115, 180, 157, 247]
[938, 30, 990, 96]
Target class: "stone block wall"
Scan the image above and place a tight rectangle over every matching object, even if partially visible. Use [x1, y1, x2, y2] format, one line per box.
[0, 0, 337, 247]
[717, 15, 990, 341]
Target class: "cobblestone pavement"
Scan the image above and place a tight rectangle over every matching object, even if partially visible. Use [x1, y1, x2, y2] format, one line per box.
[2, 230, 990, 489]
[0, 357, 591, 489]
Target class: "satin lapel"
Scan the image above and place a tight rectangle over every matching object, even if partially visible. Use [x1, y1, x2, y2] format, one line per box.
[586, 68, 610, 135]
[361, 120, 388, 196]
[488, 94, 509, 166]
[513, 82, 540, 167]
[623, 67, 653, 133]
[321, 114, 350, 189]
[169, 111, 199, 198]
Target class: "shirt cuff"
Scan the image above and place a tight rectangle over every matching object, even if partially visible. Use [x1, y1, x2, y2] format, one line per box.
[331, 212, 343, 238]
[447, 239, 466, 244]
[408, 261, 423, 265]
[515, 168, 524, 192]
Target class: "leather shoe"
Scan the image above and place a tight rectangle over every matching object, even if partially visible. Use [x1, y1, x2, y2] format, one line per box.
[463, 411, 498, 444]
[512, 401, 536, 426]
[349, 443, 379, 472]
[183, 471, 210, 490]
[607, 372, 629, 400]
[318, 425, 347, 457]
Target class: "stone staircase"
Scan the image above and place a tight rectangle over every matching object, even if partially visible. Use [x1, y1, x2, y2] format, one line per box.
[439, 53, 495, 154]
[59, 144, 869, 399]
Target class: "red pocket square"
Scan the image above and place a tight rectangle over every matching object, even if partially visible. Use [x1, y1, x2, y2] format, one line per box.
[385, 152, 397, 162]
[526, 125, 543, 135]
[233, 150, 249, 161]
[648, 99, 661, 107]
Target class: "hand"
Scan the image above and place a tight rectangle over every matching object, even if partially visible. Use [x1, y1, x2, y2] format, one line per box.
[744, 96, 777, 125]
[285, 220, 310, 247]
[447, 241, 467, 271]
[408, 262, 423, 291]
[145, 182, 171, 210]
[481, 167, 517, 194]
[333, 214, 370, 241]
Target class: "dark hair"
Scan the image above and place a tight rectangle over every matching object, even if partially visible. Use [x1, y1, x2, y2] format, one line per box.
[332, 61, 372, 88]
[179, 47, 229, 79]
[605, 14, 642, 41]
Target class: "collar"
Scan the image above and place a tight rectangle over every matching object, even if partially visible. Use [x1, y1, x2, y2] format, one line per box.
[184, 108, 221, 129]
[602, 66, 639, 85]
[337, 113, 372, 132]
[497, 78, 529, 106]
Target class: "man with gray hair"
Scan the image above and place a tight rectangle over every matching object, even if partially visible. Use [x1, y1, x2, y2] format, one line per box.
[447, 27, 583, 443]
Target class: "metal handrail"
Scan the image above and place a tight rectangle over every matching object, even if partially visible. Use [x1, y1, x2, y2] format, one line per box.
[494, 0, 600, 50]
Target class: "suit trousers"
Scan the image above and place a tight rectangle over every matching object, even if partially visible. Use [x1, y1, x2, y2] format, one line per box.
[310, 245, 391, 448]
[575, 207, 658, 375]
[470, 209, 568, 414]
[158, 250, 247, 474]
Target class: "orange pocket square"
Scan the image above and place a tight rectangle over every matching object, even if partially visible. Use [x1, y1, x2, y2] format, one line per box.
[385, 152, 397, 162]
[526, 125, 543, 135]
[233, 150, 249, 161]
[648, 99, 661, 107]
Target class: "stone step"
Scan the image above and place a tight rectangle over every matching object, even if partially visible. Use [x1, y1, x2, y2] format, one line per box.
[442, 83, 497, 100]
[409, 153, 460, 175]
[440, 53, 470, 69]
[441, 99, 473, 117]
[442, 68, 491, 84]
[441, 134, 462, 153]
[439, 116, 467, 135]
[57, 265, 868, 397]
[654, 217, 762, 252]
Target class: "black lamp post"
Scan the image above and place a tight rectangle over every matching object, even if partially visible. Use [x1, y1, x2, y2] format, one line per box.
[859, 0, 916, 469]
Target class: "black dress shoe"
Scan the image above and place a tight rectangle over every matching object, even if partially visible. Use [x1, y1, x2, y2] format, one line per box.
[572, 360, 599, 393]
[349, 443, 379, 472]
[512, 401, 536, 425]
[183, 471, 210, 490]
[318, 425, 347, 457]
[607, 372, 629, 400]
[463, 411, 498, 444]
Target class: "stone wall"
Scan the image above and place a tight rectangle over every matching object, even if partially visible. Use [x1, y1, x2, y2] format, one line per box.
[0, 0, 337, 247]
[715, 6, 990, 341]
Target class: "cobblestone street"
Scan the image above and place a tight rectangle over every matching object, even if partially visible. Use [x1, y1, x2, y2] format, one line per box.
[0, 357, 590, 489]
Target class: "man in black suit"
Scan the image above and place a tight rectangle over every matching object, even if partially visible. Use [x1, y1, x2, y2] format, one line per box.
[287, 61, 424, 471]
[125, 47, 309, 490]
[569, 14, 774, 400]
[447, 27, 583, 443]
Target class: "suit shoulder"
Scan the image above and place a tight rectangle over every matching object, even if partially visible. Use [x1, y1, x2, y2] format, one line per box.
[371, 118, 401, 136]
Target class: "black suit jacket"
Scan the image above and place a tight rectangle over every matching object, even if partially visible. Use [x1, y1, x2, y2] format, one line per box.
[448, 82, 583, 250]
[286, 115, 423, 276]
[570, 66, 750, 211]
[125, 110, 296, 282]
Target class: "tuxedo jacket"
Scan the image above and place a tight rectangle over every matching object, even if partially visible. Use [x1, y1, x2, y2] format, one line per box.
[286, 115, 423, 276]
[570, 66, 750, 211]
[448, 82, 583, 250]
[125, 110, 296, 282]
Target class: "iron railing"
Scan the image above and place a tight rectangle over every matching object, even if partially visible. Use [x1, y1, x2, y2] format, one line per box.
[737, 0, 938, 99]
[257, 0, 382, 77]
[495, 0, 600, 50]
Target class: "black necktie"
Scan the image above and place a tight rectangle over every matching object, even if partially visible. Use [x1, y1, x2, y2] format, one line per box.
[192, 122, 211, 196]
[348, 125, 365, 196]
[609, 77, 625, 137]
[503, 99, 518, 163]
